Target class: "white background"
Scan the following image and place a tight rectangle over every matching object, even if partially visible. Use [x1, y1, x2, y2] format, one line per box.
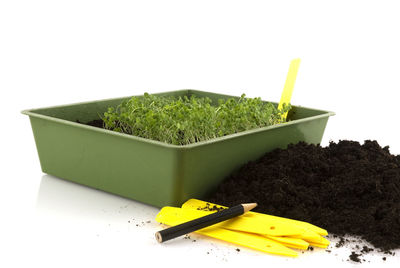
[1, 0, 399, 267]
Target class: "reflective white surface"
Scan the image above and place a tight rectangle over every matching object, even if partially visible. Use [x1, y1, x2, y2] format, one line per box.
[3, 173, 399, 268]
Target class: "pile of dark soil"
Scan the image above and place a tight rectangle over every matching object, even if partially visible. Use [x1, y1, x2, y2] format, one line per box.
[208, 140, 400, 252]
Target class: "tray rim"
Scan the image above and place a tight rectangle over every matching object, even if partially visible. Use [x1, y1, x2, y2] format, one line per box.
[21, 89, 335, 149]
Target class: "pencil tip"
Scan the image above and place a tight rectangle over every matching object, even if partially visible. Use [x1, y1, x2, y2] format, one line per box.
[242, 203, 257, 212]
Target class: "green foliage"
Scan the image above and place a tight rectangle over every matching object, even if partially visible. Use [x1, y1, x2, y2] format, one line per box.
[102, 93, 291, 145]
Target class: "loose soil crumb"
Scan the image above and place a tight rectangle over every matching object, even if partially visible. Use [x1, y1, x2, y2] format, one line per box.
[208, 140, 400, 254]
[336, 237, 346, 248]
[349, 252, 362, 263]
[197, 202, 225, 212]
[361, 246, 374, 254]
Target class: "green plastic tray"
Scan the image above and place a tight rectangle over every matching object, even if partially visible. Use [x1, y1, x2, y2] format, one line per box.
[22, 89, 335, 207]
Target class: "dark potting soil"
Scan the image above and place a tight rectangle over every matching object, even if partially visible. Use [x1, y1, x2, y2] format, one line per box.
[208, 140, 400, 252]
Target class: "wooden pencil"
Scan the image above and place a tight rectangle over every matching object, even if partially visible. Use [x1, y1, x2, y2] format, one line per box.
[155, 203, 257, 243]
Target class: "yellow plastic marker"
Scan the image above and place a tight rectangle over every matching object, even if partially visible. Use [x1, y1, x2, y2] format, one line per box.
[289, 229, 330, 246]
[156, 210, 298, 257]
[278, 58, 301, 121]
[198, 227, 299, 257]
[159, 203, 329, 244]
[180, 200, 329, 248]
[182, 199, 328, 236]
[265, 236, 309, 250]
[156, 203, 330, 255]
[156, 206, 304, 237]
[249, 211, 328, 237]
[156, 207, 312, 250]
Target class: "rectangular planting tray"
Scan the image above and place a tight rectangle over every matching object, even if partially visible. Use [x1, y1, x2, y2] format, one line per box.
[22, 89, 335, 207]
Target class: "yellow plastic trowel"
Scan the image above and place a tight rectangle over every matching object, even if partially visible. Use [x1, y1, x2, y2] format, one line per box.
[155, 199, 329, 257]
[278, 58, 301, 121]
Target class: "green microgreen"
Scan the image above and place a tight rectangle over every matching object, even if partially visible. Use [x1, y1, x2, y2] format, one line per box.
[102, 93, 291, 145]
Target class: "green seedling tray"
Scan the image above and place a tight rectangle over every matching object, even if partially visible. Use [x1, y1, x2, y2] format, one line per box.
[22, 89, 335, 207]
